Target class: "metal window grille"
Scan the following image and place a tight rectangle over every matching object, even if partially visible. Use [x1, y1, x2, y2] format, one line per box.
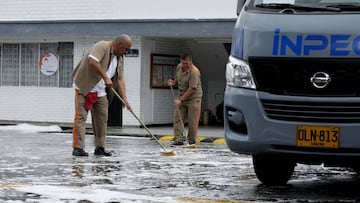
[2, 44, 20, 86]
[21, 43, 39, 86]
[0, 42, 74, 87]
[58, 42, 74, 87]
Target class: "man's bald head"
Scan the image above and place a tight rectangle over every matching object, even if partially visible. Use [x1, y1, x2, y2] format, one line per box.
[112, 34, 132, 56]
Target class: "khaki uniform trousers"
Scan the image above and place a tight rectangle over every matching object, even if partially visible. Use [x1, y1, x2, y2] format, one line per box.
[173, 97, 202, 144]
[73, 90, 109, 149]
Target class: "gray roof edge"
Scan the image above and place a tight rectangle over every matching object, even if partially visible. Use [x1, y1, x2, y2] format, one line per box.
[0, 18, 237, 24]
[0, 19, 236, 37]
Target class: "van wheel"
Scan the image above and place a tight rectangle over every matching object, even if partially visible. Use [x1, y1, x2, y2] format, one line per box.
[253, 155, 295, 186]
[351, 166, 360, 175]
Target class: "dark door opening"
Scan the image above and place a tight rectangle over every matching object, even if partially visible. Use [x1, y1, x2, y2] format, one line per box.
[108, 97, 122, 126]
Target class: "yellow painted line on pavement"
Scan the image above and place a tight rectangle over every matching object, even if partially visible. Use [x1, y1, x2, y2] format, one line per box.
[159, 135, 226, 145]
[196, 136, 206, 142]
[159, 135, 226, 144]
[213, 138, 226, 144]
[0, 182, 25, 189]
[159, 135, 174, 141]
[159, 136, 207, 142]
[176, 196, 254, 203]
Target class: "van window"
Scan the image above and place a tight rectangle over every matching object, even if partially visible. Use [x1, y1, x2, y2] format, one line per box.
[247, 0, 360, 12]
[252, 0, 360, 5]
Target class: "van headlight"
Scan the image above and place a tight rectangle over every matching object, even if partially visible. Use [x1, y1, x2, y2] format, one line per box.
[226, 56, 255, 89]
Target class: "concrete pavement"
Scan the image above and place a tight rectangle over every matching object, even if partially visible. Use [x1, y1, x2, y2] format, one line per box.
[0, 130, 260, 202]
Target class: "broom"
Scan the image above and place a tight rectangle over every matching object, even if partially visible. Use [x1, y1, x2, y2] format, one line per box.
[111, 88, 176, 156]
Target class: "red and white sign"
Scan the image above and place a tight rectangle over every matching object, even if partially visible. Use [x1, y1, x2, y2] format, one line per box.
[38, 53, 59, 76]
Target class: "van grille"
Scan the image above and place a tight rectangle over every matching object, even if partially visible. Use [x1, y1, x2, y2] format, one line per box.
[261, 99, 360, 123]
[249, 57, 360, 97]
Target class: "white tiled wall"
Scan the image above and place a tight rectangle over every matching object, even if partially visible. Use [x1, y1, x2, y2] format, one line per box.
[0, 86, 75, 124]
[122, 37, 142, 126]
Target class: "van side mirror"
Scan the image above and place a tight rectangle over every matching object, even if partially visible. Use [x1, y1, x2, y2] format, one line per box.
[237, 0, 246, 16]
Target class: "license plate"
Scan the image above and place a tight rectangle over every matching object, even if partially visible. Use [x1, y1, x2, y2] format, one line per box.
[296, 125, 340, 149]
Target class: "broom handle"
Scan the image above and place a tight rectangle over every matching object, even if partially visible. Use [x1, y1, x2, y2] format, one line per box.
[170, 86, 186, 135]
[111, 88, 167, 151]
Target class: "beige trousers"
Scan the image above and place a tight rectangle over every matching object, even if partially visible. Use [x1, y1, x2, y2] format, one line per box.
[173, 98, 202, 144]
[73, 90, 109, 149]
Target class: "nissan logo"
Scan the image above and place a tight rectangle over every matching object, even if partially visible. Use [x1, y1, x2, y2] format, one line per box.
[310, 72, 331, 89]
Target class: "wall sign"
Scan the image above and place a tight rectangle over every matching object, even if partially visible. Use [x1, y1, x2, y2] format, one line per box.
[151, 54, 179, 88]
[126, 49, 139, 57]
[38, 53, 59, 76]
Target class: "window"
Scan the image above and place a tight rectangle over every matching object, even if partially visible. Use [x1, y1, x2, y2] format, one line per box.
[2, 44, 20, 86]
[21, 43, 39, 86]
[0, 42, 74, 87]
[58, 42, 74, 88]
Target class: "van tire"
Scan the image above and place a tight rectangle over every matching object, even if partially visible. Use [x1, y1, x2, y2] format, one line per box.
[253, 155, 295, 186]
[352, 166, 360, 175]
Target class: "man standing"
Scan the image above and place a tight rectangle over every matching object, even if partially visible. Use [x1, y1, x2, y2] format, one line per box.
[72, 34, 132, 157]
[168, 54, 203, 146]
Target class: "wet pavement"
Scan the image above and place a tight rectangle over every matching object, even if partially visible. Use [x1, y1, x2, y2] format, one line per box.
[1, 125, 360, 202]
[0, 128, 251, 203]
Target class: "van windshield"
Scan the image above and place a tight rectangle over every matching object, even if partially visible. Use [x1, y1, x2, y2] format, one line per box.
[248, 0, 360, 12]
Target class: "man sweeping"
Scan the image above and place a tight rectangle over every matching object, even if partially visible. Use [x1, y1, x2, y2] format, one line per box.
[72, 34, 132, 157]
[167, 53, 203, 146]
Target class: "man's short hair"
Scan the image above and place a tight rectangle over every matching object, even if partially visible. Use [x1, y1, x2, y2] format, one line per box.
[180, 53, 192, 61]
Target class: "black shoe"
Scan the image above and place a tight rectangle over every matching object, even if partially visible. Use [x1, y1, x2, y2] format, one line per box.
[72, 148, 89, 157]
[94, 146, 112, 157]
[171, 141, 184, 147]
[188, 142, 196, 146]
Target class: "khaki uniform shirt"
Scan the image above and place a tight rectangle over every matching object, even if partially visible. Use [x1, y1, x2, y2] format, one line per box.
[72, 40, 124, 96]
[176, 64, 203, 100]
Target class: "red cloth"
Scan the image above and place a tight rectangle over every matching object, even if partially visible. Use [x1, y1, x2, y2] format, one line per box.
[84, 92, 98, 110]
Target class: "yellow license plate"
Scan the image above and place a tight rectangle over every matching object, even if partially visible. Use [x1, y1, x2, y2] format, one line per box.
[296, 125, 340, 149]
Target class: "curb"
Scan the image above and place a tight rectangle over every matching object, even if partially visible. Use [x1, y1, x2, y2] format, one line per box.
[56, 129, 226, 144]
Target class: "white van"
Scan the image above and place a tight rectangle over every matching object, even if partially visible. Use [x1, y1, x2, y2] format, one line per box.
[225, 0, 360, 185]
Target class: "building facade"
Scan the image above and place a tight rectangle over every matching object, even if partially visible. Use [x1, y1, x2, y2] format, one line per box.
[0, 0, 237, 126]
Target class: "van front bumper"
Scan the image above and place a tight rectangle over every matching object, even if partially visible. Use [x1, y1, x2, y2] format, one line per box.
[224, 86, 360, 164]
